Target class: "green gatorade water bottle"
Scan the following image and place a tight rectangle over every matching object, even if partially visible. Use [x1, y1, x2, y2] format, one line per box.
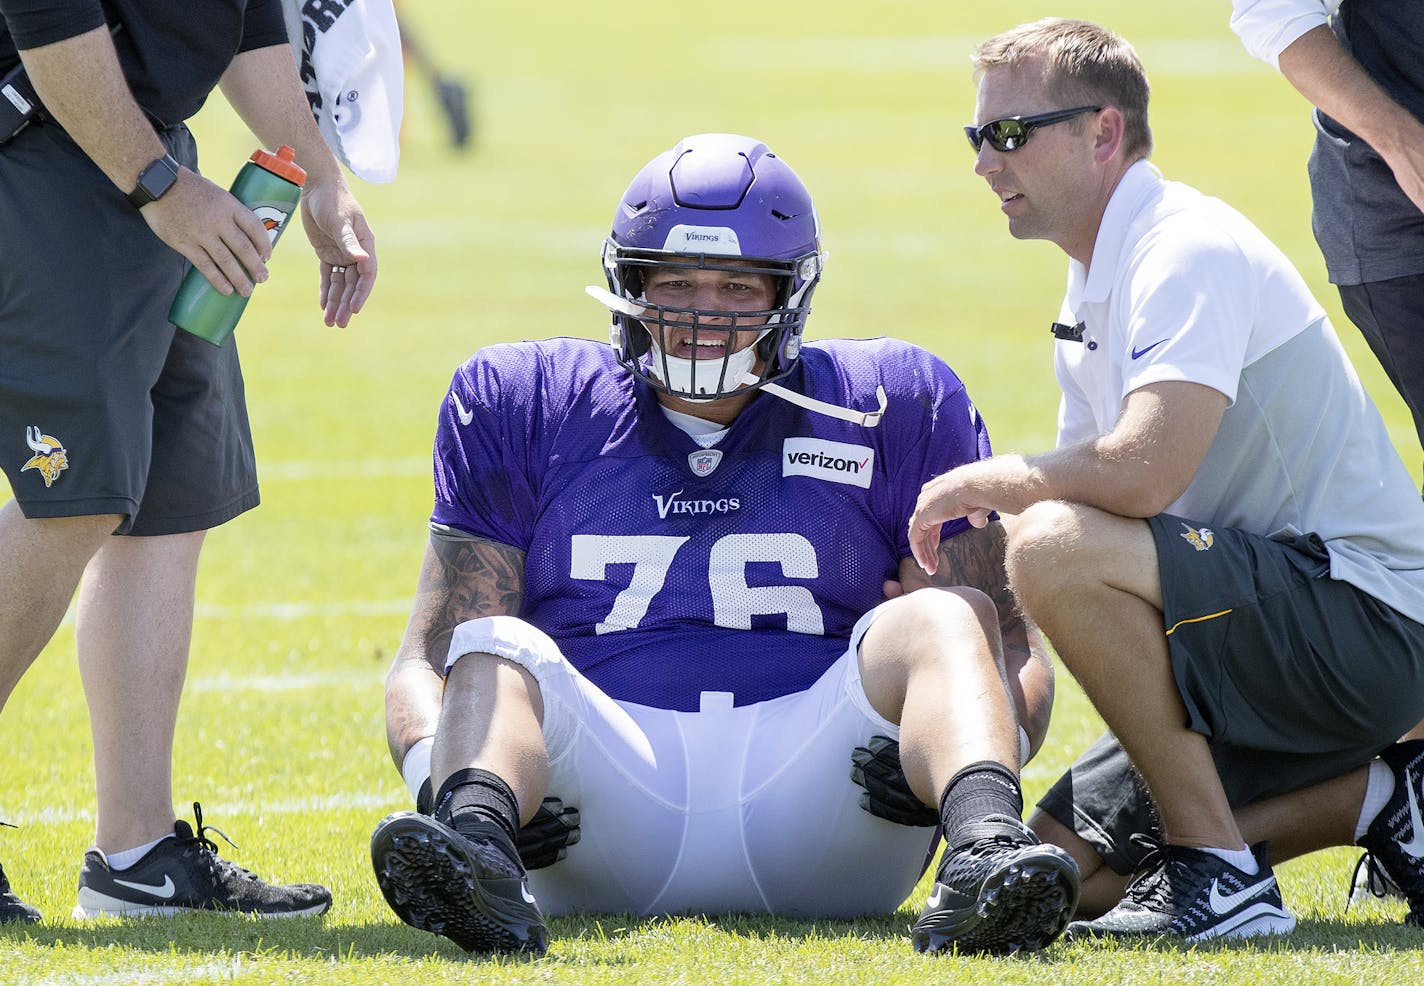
[168, 145, 307, 345]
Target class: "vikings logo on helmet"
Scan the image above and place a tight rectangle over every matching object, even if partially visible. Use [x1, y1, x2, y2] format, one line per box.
[1179, 523, 1214, 552]
[21, 426, 68, 488]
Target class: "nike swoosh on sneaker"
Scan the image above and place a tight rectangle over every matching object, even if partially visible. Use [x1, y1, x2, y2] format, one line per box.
[1131, 339, 1169, 360]
[520, 881, 536, 904]
[113, 874, 177, 900]
[924, 886, 946, 909]
[1207, 874, 1275, 914]
[1400, 768, 1424, 857]
[451, 391, 474, 427]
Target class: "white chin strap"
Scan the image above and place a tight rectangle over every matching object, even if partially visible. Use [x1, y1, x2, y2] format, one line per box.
[650, 340, 764, 402]
[585, 284, 886, 427]
[748, 376, 886, 428]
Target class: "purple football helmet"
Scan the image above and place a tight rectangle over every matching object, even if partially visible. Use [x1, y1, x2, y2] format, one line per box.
[600, 133, 825, 401]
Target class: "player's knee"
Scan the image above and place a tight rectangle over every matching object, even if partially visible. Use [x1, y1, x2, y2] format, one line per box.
[888, 584, 995, 634]
[446, 614, 562, 679]
[864, 587, 999, 681]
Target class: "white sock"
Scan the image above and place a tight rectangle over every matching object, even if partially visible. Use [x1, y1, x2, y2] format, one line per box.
[1355, 759, 1395, 843]
[1200, 843, 1259, 875]
[105, 835, 172, 871]
[402, 736, 435, 803]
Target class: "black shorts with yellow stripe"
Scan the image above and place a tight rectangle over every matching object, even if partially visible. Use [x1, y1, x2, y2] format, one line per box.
[1036, 512, 1424, 875]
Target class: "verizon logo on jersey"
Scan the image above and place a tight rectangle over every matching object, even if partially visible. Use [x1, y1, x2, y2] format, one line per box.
[782, 438, 874, 489]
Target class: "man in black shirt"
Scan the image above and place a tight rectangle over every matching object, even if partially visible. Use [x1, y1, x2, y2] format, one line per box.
[0, 0, 377, 922]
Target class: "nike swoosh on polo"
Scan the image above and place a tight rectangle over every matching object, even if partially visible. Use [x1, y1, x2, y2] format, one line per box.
[1400, 768, 1424, 857]
[1207, 874, 1275, 914]
[1131, 338, 1169, 360]
[451, 391, 474, 426]
[113, 874, 177, 899]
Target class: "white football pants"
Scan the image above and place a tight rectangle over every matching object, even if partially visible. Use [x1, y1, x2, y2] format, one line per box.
[445, 605, 938, 917]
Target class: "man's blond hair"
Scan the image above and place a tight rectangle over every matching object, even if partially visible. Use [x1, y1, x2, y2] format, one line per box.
[973, 18, 1152, 161]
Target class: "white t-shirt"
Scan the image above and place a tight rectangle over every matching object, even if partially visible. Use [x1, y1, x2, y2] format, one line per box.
[1054, 160, 1424, 623]
[1230, 0, 1341, 69]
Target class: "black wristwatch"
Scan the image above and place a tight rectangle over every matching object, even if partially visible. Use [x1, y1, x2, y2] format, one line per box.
[126, 152, 180, 208]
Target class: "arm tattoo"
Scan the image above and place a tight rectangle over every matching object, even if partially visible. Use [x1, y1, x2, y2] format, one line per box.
[928, 524, 1027, 647]
[417, 535, 527, 668]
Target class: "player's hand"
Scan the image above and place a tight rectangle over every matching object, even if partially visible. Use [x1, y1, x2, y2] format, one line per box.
[850, 736, 937, 827]
[141, 167, 272, 297]
[517, 797, 582, 869]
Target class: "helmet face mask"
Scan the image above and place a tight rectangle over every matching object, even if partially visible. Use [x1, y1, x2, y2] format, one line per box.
[601, 134, 825, 402]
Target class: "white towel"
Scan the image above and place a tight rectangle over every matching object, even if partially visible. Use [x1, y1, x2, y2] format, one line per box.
[281, 0, 404, 183]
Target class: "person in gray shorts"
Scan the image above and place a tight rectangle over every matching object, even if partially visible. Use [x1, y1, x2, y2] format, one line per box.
[1232, 1, 1424, 477]
[0, 0, 376, 924]
[911, 18, 1424, 942]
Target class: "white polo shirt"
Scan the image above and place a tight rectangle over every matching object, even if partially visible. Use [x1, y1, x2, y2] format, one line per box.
[1054, 160, 1424, 623]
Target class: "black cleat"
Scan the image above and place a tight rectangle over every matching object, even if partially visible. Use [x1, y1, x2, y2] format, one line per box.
[1066, 842, 1294, 942]
[371, 811, 547, 955]
[912, 818, 1079, 955]
[1354, 740, 1424, 927]
[1, 861, 41, 924]
[72, 803, 331, 919]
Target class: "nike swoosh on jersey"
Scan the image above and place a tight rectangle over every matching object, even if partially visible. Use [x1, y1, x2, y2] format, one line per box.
[113, 874, 177, 899]
[1207, 873, 1275, 914]
[1131, 339, 1169, 360]
[451, 391, 474, 426]
[1400, 768, 1424, 857]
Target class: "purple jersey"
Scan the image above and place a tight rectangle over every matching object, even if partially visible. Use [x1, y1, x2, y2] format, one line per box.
[431, 337, 992, 711]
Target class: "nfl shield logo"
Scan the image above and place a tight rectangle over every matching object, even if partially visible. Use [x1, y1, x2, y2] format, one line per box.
[688, 449, 722, 477]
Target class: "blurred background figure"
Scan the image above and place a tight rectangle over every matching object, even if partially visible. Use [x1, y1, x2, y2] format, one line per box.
[396, 4, 472, 150]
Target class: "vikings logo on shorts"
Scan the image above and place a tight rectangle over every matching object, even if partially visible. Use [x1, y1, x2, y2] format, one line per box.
[1179, 523, 1215, 552]
[21, 426, 68, 487]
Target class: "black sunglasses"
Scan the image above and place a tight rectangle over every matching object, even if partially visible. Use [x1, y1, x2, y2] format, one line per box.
[964, 105, 1102, 153]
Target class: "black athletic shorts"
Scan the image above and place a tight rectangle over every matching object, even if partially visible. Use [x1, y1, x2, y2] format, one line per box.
[1037, 513, 1424, 874]
[0, 118, 258, 535]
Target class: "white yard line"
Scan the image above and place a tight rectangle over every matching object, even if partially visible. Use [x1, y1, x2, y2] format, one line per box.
[35, 960, 247, 986]
[9, 791, 403, 828]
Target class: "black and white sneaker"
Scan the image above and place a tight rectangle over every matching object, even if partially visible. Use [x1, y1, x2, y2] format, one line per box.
[911, 817, 1080, 955]
[72, 803, 331, 919]
[1, 861, 41, 924]
[1354, 740, 1424, 927]
[1066, 842, 1295, 941]
[371, 810, 547, 955]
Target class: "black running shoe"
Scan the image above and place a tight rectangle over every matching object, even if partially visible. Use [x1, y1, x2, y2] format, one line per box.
[1355, 739, 1424, 927]
[1, 861, 41, 924]
[911, 818, 1080, 955]
[371, 811, 547, 955]
[1066, 842, 1294, 941]
[72, 803, 331, 918]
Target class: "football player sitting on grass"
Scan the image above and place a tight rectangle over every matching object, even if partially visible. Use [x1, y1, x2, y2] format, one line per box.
[371, 132, 1080, 956]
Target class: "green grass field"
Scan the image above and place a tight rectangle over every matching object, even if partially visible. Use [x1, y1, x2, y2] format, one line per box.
[3, 1, 1422, 982]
